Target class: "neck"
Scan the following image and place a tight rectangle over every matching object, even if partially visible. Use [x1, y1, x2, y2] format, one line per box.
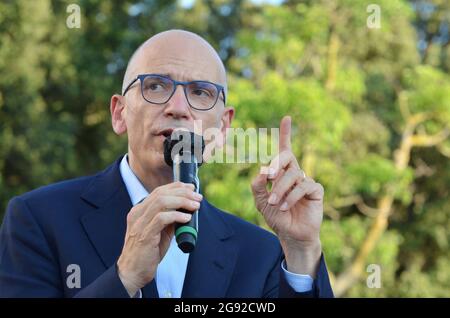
[127, 152, 172, 192]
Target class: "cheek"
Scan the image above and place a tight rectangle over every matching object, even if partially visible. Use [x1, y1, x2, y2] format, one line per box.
[126, 113, 144, 139]
[126, 106, 156, 146]
[197, 115, 224, 147]
[195, 113, 222, 133]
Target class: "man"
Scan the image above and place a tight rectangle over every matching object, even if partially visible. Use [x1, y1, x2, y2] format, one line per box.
[0, 30, 333, 298]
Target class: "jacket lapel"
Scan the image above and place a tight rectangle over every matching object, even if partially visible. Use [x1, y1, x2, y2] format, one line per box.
[79, 156, 158, 298]
[80, 157, 130, 269]
[181, 200, 238, 298]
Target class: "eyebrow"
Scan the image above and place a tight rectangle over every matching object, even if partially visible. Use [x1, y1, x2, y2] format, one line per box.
[157, 73, 205, 83]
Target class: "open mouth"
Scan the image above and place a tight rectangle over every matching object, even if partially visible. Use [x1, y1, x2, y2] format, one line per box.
[159, 128, 174, 138]
[157, 127, 192, 139]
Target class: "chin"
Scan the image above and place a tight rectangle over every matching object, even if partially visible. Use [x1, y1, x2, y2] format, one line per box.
[152, 150, 173, 171]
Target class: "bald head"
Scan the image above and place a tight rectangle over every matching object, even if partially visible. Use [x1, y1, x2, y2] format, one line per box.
[111, 30, 235, 191]
[122, 30, 227, 96]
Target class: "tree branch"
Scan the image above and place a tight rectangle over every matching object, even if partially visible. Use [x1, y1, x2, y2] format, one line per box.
[397, 90, 411, 121]
[410, 128, 450, 147]
[355, 198, 379, 218]
[323, 204, 340, 221]
[329, 195, 379, 217]
[437, 143, 450, 158]
[331, 195, 361, 208]
[407, 112, 433, 129]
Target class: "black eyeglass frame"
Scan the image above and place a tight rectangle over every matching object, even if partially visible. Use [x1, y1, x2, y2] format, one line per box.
[122, 74, 226, 111]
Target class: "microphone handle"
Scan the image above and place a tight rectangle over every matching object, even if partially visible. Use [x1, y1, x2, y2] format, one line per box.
[173, 158, 199, 253]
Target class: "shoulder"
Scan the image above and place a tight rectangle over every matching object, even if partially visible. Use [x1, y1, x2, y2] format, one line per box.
[4, 160, 116, 226]
[12, 158, 121, 209]
[16, 173, 99, 207]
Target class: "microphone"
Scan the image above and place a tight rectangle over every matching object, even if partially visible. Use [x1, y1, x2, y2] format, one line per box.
[163, 131, 205, 253]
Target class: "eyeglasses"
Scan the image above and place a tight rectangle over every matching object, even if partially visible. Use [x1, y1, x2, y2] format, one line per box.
[122, 74, 226, 111]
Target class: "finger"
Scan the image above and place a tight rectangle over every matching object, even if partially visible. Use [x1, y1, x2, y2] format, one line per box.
[138, 182, 196, 207]
[279, 186, 306, 211]
[160, 224, 176, 248]
[270, 164, 306, 185]
[165, 186, 203, 202]
[251, 168, 270, 198]
[152, 181, 195, 196]
[270, 166, 305, 193]
[268, 167, 300, 206]
[157, 195, 201, 212]
[280, 181, 324, 211]
[146, 211, 192, 238]
[130, 184, 200, 221]
[267, 150, 298, 180]
[304, 181, 324, 201]
[166, 181, 196, 191]
[279, 116, 292, 152]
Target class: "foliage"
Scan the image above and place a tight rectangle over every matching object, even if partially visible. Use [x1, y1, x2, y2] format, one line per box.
[1, 0, 449, 297]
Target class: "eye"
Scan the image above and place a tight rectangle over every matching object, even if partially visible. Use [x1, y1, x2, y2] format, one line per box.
[190, 82, 216, 98]
[143, 77, 169, 92]
[192, 89, 211, 97]
[148, 83, 164, 91]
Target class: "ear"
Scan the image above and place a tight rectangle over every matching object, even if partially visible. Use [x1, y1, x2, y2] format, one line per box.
[218, 106, 234, 147]
[110, 94, 127, 135]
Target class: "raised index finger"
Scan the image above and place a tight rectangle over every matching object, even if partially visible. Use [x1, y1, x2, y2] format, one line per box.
[279, 115, 292, 151]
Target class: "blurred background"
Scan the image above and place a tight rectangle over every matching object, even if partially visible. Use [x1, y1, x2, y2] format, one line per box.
[0, 0, 449, 297]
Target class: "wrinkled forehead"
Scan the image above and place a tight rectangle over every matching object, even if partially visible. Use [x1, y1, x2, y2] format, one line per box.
[128, 34, 227, 86]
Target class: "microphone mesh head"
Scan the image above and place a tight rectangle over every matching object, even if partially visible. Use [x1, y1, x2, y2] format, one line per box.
[163, 131, 205, 167]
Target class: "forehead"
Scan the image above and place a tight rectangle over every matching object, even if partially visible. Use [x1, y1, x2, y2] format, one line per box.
[139, 56, 220, 83]
[130, 40, 226, 85]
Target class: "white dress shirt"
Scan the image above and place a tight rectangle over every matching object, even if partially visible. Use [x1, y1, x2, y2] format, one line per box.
[119, 154, 313, 297]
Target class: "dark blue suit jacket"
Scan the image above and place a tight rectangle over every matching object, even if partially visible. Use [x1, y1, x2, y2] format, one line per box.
[0, 156, 333, 298]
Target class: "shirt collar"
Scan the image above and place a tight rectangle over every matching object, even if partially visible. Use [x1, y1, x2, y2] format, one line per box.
[119, 154, 149, 206]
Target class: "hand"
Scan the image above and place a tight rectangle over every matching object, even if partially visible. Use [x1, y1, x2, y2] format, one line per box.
[251, 116, 324, 276]
[117, 182, 203, 297]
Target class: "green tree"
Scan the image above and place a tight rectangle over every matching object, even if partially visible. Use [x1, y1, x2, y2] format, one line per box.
[1, 0, 449, 297]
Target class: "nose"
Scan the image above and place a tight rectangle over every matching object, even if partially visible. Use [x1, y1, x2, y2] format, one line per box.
[163, 85, 192, 120]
